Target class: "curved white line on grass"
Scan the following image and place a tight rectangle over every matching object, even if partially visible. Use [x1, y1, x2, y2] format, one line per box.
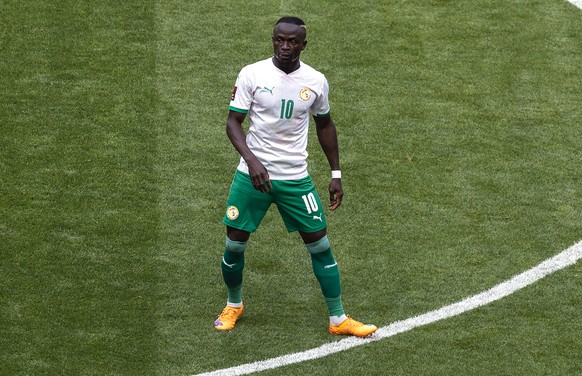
[194, 240, 582, 376]
[566, 0, 582, 10]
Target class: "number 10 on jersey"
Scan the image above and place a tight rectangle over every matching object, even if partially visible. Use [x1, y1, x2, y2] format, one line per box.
[280, 99, 294, 119]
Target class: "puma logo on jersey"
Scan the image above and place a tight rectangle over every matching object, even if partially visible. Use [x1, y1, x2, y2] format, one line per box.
[312, 214, 323, 222]
[260, 86, 275, 95]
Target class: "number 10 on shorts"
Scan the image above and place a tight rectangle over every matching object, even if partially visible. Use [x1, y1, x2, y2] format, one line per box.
[301, 192, 319, 214]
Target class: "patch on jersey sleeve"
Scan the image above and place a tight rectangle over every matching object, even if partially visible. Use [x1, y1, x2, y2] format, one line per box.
[231, 86, 238, 101]
[300, 88, 312, 101]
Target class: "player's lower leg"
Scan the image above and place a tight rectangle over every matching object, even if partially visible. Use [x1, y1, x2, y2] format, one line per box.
[306, 235, 377, 337]
[215, 237, 247, 330]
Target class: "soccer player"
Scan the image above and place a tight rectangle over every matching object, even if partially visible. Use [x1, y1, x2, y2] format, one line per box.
[214, 16, 377, 337]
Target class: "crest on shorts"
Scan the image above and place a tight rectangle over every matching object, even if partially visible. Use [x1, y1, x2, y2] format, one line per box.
[226, 205, 239, 220]
[300, 88, 311, 101]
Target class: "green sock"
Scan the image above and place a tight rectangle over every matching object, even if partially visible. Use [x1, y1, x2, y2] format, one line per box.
[221, 237, 247, 304]
[306, 236, 345, 317]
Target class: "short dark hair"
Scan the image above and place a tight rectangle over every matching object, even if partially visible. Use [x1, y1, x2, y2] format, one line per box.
[275, 16, 306, 28]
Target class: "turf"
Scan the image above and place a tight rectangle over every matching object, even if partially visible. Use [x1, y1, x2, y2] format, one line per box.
[1, 1, 581, 375]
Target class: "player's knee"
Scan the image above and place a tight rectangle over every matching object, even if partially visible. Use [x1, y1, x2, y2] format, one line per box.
[222, 237, 248, 271]
[226, 236, 248, 253]
[305, 235, 330, 254]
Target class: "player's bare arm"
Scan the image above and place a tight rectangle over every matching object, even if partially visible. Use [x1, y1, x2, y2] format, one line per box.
[314, 114, 343, 210]
[226, 110, 272, 192]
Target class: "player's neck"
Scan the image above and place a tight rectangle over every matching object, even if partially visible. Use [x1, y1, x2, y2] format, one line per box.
[272, 56, 300, 74]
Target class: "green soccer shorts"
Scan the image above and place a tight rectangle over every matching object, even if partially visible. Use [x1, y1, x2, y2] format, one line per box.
[223, 170, 327, 233]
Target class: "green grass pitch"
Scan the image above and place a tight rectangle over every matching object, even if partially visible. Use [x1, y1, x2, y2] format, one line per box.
[1, 1, 581, 375]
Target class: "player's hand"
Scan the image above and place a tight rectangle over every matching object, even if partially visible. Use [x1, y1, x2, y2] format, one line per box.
[247, 159, 272, 193]
[328, 178, 343, 210]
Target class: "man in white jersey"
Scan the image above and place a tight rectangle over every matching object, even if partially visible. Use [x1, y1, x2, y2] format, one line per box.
[214, 16, 377, 337]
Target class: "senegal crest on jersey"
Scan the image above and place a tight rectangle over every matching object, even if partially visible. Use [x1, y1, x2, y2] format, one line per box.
[226, 205, 239, 220]
[299, 88, 311, 101]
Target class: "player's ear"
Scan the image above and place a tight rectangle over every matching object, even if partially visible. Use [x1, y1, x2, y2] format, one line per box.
[302, 40, 307, 50]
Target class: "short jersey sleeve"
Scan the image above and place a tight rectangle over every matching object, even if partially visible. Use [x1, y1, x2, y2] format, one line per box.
[310, 75, 331, 117]
[229, 66, 254, 114]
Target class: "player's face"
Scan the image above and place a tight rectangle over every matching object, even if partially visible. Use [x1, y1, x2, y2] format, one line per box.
[272, 23, 307, 68]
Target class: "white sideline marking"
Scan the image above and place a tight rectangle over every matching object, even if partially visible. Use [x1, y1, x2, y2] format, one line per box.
[193, 240, 582, 376]
[566, 0, 582, 10]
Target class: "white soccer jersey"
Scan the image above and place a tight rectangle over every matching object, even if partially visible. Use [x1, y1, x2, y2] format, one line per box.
[229, 57, 331, 180]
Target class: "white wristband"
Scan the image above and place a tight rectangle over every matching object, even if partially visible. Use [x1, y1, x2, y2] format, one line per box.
[331, 170, 342, 179]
